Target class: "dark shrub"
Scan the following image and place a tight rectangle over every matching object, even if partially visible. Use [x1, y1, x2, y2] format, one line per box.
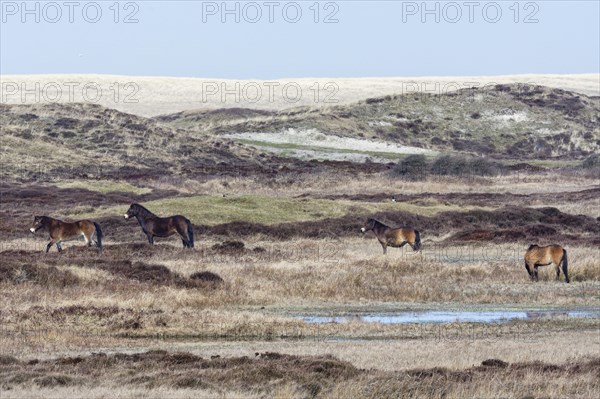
[0, 355, 19, 365]
[35, 375, 74, 387]
[61, 131, 77, 138]
[19, 113, 38, 121]
[365, 97, 385, 104]
[54, 117, 78, 129]
[430, 155, 501, 177]
[190, 271, 224, 284]
[0, 263, 80, 287]
[581, 154, 600, 170]
[211, 240, 245, 253]
[430, 137, 446, 145]
[392, 154, 428, 181]
[431, 155, 468, 176]
[468, 157, 500, 176]
[430, 155, 454, 175]
[482, 359, 508, 368]
[16, 130, 33, 140]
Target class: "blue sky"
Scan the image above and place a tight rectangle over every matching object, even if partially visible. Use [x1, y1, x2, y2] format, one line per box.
[1, 1, 598, 78]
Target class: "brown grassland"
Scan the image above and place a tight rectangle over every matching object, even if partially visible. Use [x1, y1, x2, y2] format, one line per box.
[1, 168, 599, 398]
[1, 89, 599, 397]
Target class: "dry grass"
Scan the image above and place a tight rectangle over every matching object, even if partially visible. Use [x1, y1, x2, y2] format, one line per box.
[0, 349, 598, 398]
[142, 170, 599, 205]
[162, 328, 600, 371]
[52, 180, 152, 195]
[0, 386, 249, 399]
[0, 240, 598, 353]
[1, 171, 599, 397]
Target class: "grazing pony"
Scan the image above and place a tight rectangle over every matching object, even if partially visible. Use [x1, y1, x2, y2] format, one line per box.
[30, 216, 103, 253]
[361, 218, 421, 254]
[124, 203, 194, 248]
[524, 244, 569, 283]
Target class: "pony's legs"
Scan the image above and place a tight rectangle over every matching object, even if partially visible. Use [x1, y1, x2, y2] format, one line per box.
[88, 230, 102, 253]
[562, 258, 569, 284]
[45, 239, 61, 253]
[141, 228, 154, 244]
[181, 238, 191, 248]
[175, 224, 190, 248]
[83, 232, 92, 247]
[83, 230, 100, 252]
[525, 261, 533, 280]
[533, 266, 539, 281]
[555, 264, 561, 280]
[377, 238, 388, 254]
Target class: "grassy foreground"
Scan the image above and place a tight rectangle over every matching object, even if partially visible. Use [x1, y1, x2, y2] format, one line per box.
[1, 171, 599, 398]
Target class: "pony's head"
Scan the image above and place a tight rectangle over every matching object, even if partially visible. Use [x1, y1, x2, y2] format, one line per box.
[361, 218, 377, 233]
[124, 203, 143, 219]
[30, 216, 46, 233]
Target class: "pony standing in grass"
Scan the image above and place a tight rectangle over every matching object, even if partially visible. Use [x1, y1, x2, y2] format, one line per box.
[124, 203, 194, 248]
[30, 216, 103, 253]
[361, 218, 421, 254]
[524, 244, 569, 283]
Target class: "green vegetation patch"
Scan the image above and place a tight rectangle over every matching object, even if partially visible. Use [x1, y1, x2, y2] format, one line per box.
[70, 195, 479, 225]
[233, 138, 425, 160]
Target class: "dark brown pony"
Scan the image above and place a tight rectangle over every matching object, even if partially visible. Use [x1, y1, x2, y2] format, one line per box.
[524, 244, 569, 283]
[124, 203, 194, 248]
[30, 216, 103, 253]
[361, 218, 421, 254]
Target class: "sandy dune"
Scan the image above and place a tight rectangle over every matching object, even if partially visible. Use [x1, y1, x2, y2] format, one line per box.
[1, 74, 598, 117]
[224, 128, 436, 162]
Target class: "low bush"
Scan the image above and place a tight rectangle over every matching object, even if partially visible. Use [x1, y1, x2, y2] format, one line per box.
[392, 154, 428, 181]
[394, 154, 503, 180]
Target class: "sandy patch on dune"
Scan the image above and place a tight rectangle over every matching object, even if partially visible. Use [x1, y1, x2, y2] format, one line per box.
[224, 128, 435, 161]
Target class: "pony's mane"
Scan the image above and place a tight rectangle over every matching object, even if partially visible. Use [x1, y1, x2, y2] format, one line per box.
[370, 218, 389, 228]
[527, 244, 539, 250]
[131, 203, 156, 218]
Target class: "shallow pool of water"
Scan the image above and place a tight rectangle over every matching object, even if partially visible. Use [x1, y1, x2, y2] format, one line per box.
[299, 310, 600, 324]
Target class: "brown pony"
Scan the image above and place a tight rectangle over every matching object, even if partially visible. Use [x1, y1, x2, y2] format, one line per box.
[524, 244, 569, 283]
[30, 216, 103, 253]
[124, 203, 194, 248]
[361, 218, 421, 254]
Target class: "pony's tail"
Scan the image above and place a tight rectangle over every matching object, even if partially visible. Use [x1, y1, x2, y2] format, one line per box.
[186, 219, 194, 248]
[561, 249, 569, 283]
[413, 230, 421, 251]
[93, 222, 103, 252]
